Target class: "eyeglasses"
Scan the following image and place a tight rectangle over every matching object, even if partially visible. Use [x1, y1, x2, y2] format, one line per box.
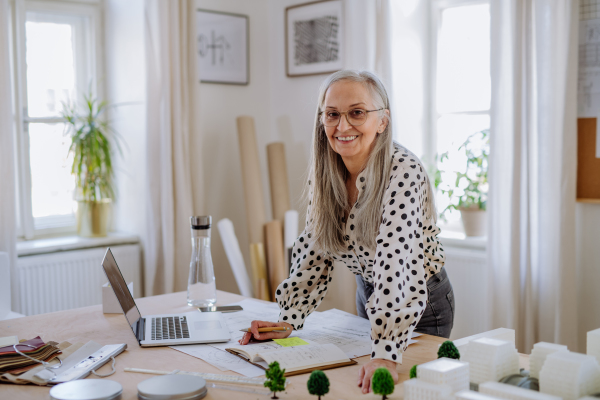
[319, 108, 384, 127]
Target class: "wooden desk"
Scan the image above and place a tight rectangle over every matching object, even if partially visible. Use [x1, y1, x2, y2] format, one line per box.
[0, 290, 448, 399]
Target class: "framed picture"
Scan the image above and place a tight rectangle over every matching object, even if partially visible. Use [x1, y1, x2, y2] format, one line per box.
[196, 9, 249, 85]
[285, 0, 344, 77]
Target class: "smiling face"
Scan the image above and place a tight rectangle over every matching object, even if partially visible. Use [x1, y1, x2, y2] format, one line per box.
[322, 80, 389, 172]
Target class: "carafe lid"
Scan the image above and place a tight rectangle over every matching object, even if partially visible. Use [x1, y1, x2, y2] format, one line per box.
[191, 216, 211, 230]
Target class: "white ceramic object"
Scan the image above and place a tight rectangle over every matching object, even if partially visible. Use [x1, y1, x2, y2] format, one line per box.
[455, 390, 503, 400]
[539, 351, 600, 400]
[529, 342, 569, 379]
[461, 338, 519, 384]
[479, 381, 562, 400]
[453, 328, 515, 360]
[459, 208, 487, 237]
[404, 378, 454, 400]
[418, 358, 470, 393]
[588, 328, 600, 364]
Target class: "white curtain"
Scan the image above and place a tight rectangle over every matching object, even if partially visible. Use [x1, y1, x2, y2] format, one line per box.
[144, 0, 203, 295]
[488, 0, 579, 352]
[0, 0, 18, 314]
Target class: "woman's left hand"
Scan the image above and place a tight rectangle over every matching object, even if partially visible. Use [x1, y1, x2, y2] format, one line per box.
[357, 358, 399, 394]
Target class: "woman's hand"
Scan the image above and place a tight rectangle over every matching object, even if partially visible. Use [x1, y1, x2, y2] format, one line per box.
[357, 358, 399, 394]
[238, 320, 294, 345]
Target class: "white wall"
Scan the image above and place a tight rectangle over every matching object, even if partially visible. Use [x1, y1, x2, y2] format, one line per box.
[104, 0, 147, 295]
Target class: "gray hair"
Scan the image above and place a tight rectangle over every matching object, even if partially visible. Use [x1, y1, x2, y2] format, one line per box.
[305, 70, 436, 255]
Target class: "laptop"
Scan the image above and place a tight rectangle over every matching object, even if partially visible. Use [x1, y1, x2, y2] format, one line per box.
[101, 248, 231, 347]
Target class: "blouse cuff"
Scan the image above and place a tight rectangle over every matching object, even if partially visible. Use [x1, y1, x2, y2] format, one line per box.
[278, 306, 306, 330]
[371, 339, 402, 363]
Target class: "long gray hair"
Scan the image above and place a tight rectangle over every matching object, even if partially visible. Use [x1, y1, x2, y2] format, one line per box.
[306, 70, 436, 255]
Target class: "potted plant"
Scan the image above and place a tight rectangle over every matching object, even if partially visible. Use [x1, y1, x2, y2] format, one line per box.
[62, 94, 121, 237]
[436, 129, 489, 237]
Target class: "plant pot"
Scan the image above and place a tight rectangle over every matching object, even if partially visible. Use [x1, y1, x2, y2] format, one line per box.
[459, 208, 487, 237]
[77, 199, 112, 237]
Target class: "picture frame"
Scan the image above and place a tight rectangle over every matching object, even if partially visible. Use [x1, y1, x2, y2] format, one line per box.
[285, 0, 344, 77]
[196, 9, 249, 85]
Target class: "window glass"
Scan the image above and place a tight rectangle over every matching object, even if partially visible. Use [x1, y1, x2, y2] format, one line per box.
[436, 4, 490, 114]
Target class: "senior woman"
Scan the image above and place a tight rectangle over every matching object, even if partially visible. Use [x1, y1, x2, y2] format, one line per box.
[240, 70, 454, 394]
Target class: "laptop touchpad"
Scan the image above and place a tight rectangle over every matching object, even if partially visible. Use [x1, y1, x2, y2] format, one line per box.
[194, 320, 222, 330]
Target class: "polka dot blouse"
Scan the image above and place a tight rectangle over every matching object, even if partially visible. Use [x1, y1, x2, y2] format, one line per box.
[275, 147, 446, 364]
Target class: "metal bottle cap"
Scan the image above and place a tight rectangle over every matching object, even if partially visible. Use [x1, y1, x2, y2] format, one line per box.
[191, 216, 211, 230]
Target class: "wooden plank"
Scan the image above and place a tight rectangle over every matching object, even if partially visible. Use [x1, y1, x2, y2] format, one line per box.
[577, 118, 600, 200]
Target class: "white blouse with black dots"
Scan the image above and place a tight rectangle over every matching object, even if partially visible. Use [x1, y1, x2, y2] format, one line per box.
[275, 147, 446, 364]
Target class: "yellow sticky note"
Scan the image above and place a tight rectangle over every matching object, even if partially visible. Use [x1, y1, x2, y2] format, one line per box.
[273, 337, 309, 347]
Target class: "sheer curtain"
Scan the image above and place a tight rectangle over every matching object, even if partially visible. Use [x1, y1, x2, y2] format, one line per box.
[0, 0, 18, 315]
[144, 0, 203, 295]
[488, 0, 579, 352]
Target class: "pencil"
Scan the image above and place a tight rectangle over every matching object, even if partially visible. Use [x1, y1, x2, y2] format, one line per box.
[239, 327, 291, 333]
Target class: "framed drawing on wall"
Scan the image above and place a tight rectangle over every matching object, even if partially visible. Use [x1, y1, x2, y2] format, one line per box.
[285, 0, 344, 77]
[196, 9, 249, 85]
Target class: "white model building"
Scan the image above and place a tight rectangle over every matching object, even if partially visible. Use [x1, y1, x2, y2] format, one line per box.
[461, 338, 519, 384]
[479, 381, 561, 400]
[404, 378, 454, 400]
[417, 357, 470, 393]
[539, 351, 600, 400]
[455, 389, 503, 400]
[529, 342, 569, 379]
[588, 328, 600, 364]
[453, 328, 516, 360]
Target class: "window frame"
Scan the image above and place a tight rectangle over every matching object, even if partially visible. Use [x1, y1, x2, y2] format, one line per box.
[10, 0, 104, 239]
[428, 0, 491, 232]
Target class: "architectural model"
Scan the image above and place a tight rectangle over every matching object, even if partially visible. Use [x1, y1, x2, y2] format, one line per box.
[453, 328, 515, 360]
[529, 342, 568, 379]
[455, 389, 503, 400]
[417, 357, 470, 393]
[479, 381, 561, 400]
[539, 351, 600, 400]
[461, 338, 519, 384]
[588, 328, 600, 364]
[404, 378, 454, 400]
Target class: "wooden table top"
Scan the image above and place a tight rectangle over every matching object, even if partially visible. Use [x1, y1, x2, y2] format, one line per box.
[0, 290, 455, 399]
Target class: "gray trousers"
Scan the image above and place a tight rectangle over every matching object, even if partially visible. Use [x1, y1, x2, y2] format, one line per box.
[355, 267, 455, 338]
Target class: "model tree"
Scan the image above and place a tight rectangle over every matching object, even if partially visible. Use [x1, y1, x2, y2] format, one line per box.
[409, 364, 417, 379]
[437, 340, 460, 360]
[372, 367, 395, 400]
[307, 370, 330, 399]
[264, 361, 286, 399]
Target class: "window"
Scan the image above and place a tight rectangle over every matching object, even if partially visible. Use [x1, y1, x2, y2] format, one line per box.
[429, 0, 491, 233]
[10, 0, 102, 238]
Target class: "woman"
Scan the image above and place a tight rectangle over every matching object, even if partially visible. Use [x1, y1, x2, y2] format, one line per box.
[240, 70, 454, 394]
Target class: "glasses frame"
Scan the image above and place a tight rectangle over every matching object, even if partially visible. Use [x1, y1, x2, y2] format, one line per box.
[319, 108, 384, 127]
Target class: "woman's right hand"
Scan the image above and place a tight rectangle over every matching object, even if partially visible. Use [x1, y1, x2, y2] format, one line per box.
[238, 320, 293, 345]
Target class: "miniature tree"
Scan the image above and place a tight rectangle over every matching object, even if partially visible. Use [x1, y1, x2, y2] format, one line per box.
[410, 364, 417, 379]
[264, 361, 286, 399]
[438, 340, 460, 360]
[307, 370, 330, 399]
[372, 367, 395, 400]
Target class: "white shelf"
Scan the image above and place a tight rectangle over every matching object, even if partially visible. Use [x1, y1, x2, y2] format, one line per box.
[16, 232, 139, 257]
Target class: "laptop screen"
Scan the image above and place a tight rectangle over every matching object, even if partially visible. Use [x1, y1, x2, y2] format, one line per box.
[101, 248, 142, 339]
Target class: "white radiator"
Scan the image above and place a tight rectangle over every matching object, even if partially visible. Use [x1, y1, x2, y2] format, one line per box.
[17, 244, 141, 316]
[443, 245, 489, 340]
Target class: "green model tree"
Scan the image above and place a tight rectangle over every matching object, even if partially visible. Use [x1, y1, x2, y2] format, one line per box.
[264, 361, 286, 399]
[307, 370, 330, 399]
[372, 367, 395, 400]
[437, 340, 460, 360]
[409, 365, 417, 379]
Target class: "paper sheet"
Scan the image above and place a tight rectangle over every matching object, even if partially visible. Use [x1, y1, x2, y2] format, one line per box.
[170, 344, 265, 377]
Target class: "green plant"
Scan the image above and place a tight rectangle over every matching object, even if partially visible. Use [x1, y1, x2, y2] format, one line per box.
[264, 361, 286, 399]
[372, 367, 394, 400]
[437, 340, 460, 360]
[409, 364, 417, 379]
[307, 370, 330, 399]
[61, 93, 121, 202]
[436, 129, 489, 220]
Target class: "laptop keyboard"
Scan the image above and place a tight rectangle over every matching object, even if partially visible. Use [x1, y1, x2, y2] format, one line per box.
[150, 316, 190, 340]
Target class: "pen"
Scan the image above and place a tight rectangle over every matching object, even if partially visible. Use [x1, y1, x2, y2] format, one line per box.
[239, 327, 291, 333]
